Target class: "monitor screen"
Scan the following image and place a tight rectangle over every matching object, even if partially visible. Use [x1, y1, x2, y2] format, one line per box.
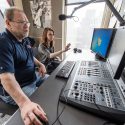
[91, 28, 114, 59]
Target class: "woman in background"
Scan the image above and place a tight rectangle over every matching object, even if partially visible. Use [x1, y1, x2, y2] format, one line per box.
[38, 27, 71, 74]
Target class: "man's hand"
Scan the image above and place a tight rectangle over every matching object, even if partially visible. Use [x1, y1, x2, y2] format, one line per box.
[0, 73, 48, 125]
[34, 57, 47, 77]
[38, 63, 46, 77]
[20, 101, 48, 125]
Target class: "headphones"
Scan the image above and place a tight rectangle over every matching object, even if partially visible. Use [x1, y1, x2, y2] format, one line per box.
[73, 48, 82, 53]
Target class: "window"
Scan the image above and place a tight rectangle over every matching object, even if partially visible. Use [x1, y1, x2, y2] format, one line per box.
[66, 2, 105, 50]
[65, 0, 91, 5]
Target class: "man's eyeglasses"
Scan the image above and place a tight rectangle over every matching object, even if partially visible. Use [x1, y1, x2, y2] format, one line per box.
[10, 20, 30, 26]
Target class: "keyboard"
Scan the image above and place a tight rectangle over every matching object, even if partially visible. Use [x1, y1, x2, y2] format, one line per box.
[56, 61, 76, 78]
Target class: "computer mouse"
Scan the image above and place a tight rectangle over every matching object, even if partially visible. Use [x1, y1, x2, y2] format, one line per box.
[77, 49, 82, 53]
[73, 48, 77, 53]
[35, 114, 49, 125]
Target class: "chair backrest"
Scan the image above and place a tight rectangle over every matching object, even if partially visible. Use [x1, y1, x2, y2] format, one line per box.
[32, 47, 42, 61]
[34, 37, 42, 48]
[0, 85, 18, 116]
[0, 98, 18, 116]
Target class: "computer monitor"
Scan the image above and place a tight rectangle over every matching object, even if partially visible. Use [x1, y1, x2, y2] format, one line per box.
[91, 28, 115, 59]
[121, 68, 125, 82]
[108, 28, 125, 80]
[114, 51, 125, 79]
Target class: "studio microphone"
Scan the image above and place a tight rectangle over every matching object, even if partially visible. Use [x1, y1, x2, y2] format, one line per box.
[59, 14, 74, 20]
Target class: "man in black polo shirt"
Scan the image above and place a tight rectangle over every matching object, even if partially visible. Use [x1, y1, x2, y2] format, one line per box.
[0, 7, 48, 125]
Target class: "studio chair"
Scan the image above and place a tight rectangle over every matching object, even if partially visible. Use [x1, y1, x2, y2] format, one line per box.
[0, 83, 18, 117]
[0, 98, 18, 116]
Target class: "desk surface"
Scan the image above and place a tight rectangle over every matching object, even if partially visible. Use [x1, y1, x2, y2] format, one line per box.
[5, 50, 108, 125]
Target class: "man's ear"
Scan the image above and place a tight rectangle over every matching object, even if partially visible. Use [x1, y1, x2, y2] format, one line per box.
[5, 19, 11, 28]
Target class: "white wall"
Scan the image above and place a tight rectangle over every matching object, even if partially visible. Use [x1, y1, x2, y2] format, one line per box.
[51, 0, 64, 59]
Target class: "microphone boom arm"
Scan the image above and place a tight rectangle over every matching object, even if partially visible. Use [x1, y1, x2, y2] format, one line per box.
[69, 0, 125, 26]
[70, 0, 97, 16]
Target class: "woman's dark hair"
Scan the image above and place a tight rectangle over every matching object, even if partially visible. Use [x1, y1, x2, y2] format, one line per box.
[42, 27, 54, 48]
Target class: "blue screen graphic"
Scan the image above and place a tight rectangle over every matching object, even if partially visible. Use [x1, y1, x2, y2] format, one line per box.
[91, 28, 114, 58]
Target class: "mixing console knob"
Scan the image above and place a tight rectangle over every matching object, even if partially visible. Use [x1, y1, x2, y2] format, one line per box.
[100, 87, 103, 90]
[100, 91, 104, 94]
[75, 96, 78, 99]
[75, 83, 78, 85]
[74, 86, 77, 89]
[75, 93, 79, 96]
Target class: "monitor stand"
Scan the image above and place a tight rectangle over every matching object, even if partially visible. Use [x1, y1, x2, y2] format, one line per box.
[95, 54, 106, 62]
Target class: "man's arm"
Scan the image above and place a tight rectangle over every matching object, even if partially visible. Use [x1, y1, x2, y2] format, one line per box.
[0, 73, 48, 125]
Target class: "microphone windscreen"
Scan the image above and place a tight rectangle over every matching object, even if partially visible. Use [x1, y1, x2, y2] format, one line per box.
[59, 14, 66, 20]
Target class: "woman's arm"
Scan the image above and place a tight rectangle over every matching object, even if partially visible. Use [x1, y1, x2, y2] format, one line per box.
[49, 50, 63, 58]
[50, 43, 71, 58]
